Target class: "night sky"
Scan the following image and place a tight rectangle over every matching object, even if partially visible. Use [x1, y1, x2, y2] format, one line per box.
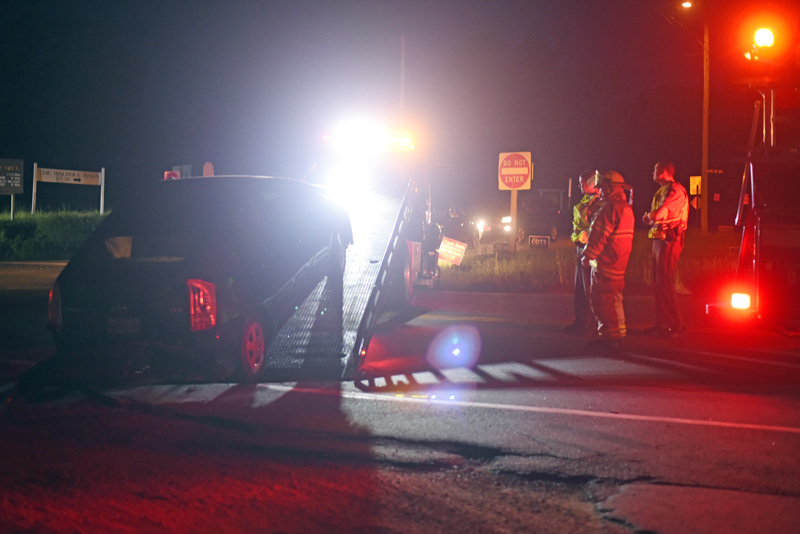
[2, 0, 798, 218]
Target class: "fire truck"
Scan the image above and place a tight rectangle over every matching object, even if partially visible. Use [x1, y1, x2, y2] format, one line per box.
[707, 101, 800, 330]
[705, 11, 800, 330]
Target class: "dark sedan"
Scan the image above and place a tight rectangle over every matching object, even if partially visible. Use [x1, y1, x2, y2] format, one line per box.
[47, 176, 352, 381]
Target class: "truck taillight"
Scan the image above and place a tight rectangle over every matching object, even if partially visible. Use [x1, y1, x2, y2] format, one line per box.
[731, 293, 751, 310]
[47, 283, 62, 329]
[187, 279, 217, 332]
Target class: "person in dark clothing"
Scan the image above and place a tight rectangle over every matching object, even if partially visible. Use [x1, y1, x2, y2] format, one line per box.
[581, 171, 635, 348]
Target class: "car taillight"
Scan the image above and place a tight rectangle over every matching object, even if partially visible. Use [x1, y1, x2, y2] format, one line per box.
[187, 279, 217, 332]
[47, 283, 62, 330]
[731, 292, 751, 310]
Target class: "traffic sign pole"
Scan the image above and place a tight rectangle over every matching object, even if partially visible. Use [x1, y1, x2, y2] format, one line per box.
[31, 162, 37, 215]
[498, 152, 533, 253]
[510, 189, 518, 252]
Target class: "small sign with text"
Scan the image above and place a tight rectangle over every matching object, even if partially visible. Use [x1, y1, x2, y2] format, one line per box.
[438, 236, 468, 266]
[528, 235, 550, 249]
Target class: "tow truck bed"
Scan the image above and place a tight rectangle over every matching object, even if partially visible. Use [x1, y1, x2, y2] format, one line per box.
[264, 190, 408, 380]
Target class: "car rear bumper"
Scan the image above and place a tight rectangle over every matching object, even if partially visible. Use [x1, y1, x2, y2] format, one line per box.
[49, 315, 246, 380]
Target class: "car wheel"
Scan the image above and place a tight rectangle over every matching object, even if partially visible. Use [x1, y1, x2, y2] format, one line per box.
[550, 226, 558, 241]
[237, 315, 267, 382]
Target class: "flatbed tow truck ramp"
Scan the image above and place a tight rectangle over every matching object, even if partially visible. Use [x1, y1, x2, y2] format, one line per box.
[264, 180, 420, 381]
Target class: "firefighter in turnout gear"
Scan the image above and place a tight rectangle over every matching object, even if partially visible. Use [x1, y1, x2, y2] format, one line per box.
[642, 160, 689, 338]
[564, 170, 601, 334]
[581, 171, 635, 348]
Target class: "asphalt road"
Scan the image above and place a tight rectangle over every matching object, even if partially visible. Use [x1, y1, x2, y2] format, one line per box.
[1, 262, 799, 533]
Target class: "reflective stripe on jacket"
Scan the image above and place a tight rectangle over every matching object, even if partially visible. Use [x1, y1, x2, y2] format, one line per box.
[648, 181, 689, 240]
[583, 189, 634, 282]
[570, 194, 600, 243]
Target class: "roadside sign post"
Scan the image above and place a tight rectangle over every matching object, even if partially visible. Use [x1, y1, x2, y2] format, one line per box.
[31, 164, 105, 214]
[0, 159, 24, 220]
[498, 152, 532, 252]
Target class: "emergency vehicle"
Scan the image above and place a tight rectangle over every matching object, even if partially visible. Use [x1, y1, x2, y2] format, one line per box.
[705, 8, 800, 330]
[707, 103, 800, 329]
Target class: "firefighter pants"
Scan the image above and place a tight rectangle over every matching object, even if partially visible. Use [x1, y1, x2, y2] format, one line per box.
[652, 238, 684, 331]
[589, 270, 626, 340]
[572, 244, 595, 328]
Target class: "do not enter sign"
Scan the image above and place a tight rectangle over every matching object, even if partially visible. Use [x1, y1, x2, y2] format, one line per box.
[498, 152, 532, 190]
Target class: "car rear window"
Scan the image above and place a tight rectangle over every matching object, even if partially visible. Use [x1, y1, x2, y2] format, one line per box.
[86, 180, 279, 262]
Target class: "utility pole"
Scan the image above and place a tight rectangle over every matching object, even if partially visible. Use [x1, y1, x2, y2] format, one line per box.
[400, 34, 406, 120]
[701, 20, 709, 234]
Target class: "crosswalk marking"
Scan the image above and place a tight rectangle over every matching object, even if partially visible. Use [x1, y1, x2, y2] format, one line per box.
[411, 371, 440, 385]
[440, 368, 485, 383]
[477, 362, 549, 382]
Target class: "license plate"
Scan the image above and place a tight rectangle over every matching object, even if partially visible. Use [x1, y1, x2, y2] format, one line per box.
[107, 317, 141, 335]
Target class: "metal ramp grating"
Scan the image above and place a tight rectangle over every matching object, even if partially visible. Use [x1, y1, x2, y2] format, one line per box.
[264, 191, 405, 379]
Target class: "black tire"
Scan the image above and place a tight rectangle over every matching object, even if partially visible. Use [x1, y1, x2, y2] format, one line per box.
[550, 226, 558, 241]
[236, 314, 268, 382]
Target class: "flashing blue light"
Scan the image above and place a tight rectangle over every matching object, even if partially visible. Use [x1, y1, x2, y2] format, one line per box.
[426, 325, 482, 369]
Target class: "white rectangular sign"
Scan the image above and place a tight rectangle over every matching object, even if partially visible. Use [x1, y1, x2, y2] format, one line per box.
[37, 167, 101, 186]
[31, 163, 105, 215]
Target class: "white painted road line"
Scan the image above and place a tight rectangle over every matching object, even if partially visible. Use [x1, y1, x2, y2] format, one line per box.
[249, 383, 800, 435]
[345, 390, 800, 434]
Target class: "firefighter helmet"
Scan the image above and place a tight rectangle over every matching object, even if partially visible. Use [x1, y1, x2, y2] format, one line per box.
[597, 170, 625, 185]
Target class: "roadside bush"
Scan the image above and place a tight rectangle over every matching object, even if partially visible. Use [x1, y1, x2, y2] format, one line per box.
[0, 211, 107, 261]
[440, 230, 741, 296]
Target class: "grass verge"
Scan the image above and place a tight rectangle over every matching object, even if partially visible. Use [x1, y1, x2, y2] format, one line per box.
[439, 231, 741, 296]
